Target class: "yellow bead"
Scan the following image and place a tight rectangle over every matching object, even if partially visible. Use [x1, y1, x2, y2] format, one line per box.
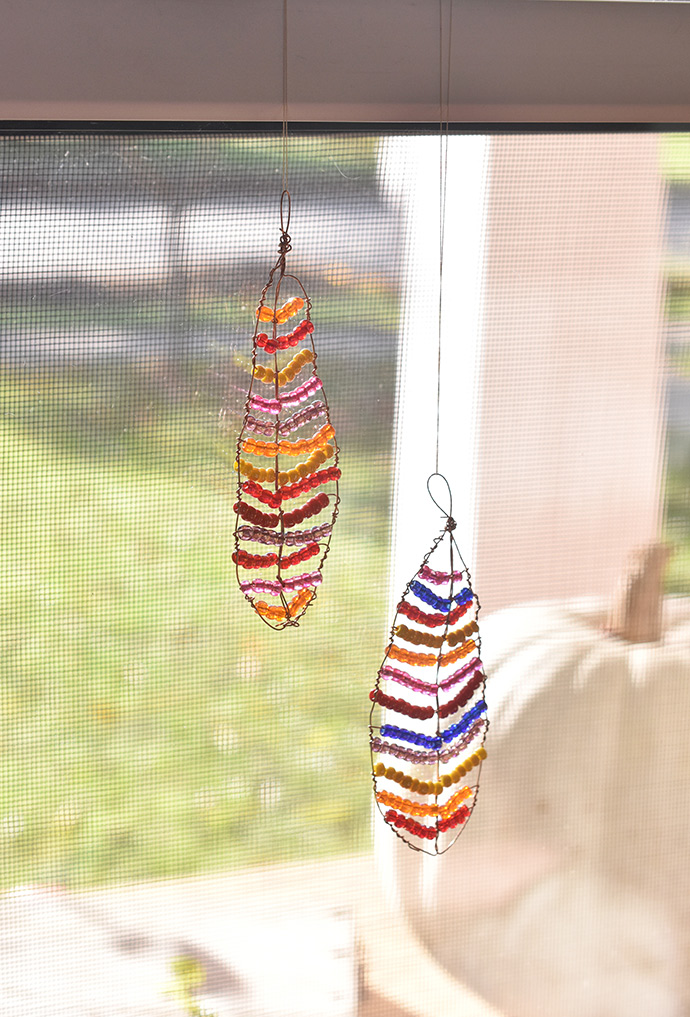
[442, 774, 452, 788]
[470, 753, 480, 767]
[277, 372, 286, 386]
[385, 767, 396, 780]
[410, 779, 420, 793]
[478, 746, 487, 760]
[374, 763, 385, 777]
[401, 775, 412, 789]
[450, 770, 461, 784]
[456, 765, 466, 778]
[434, 782, 444, 796]
[288, 469, 300, 483]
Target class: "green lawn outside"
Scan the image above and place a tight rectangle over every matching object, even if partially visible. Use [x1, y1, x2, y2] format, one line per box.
[0, 364, 393, 888]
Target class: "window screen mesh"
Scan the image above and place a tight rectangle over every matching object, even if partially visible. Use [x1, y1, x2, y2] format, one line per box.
[0, 128, 689, 1017]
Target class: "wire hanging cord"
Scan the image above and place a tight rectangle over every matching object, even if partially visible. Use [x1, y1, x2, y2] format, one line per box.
[282, 0, 289, 195]
[278, 0, 291, 272]
[435, 0, 453, 476]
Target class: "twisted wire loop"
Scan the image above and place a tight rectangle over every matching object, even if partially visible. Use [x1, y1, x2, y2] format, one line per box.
[368, 480, 488, 855]
[232, 191, 340, 630]
[278, 189, 292, 259]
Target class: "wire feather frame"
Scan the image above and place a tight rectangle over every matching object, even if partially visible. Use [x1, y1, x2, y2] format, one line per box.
[369, 476, 488, 854]
[233, 191, 340, 630]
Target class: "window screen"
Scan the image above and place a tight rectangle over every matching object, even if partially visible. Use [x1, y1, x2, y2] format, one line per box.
[0, 127, 688, 1017]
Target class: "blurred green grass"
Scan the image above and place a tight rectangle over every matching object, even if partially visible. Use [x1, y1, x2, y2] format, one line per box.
[0, 364, 393, 888]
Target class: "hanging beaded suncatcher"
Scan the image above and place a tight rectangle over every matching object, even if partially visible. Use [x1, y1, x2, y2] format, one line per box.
[369, 478, 487, 854]
[369, 0, 487, 852]
[232, 0, 339, 629]
[233, 191, 340, 629]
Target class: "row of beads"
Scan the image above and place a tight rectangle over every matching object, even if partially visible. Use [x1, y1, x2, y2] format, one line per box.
[242, 422, 334, 459]
[380, 657, 483, 696]
[252, 348, 314, 387]
[418, 565, 465, 586]
[371, 718, 487, 765]
[240, 571, 322, 596]
[438, 804, 471, 832]
[241, 466, 340, 509]
[283, 492, 330, 528]
[237, 522, 332, 546]
[379, 664, 439, 695]
[387, 639, 477, 668]
[438, 671, 484, 719]
[379, 699, 487, 750]
[256, 318, 313, 352]
[438, 640, 477, 667]
[376, 785, 471, 819]
[256, 296, 305, 323]
[244, 407, 327, 441]
[447, 620, 479, 647]
[255, 587, 314, 621]
[244, 414, 277, 438]
[237, 443, 334, 485]
[249, 376, 322, 414]
[369, 688, 434, 721]
[387, 644, 436, 667]
[373, 745, 487, 793]
[284, 421, 335, 456]
[275, 401, 327, 436]
[394, 619, 478, 649]
[439, 658, 484, 691]
[409, 580, 473, 613]
[233, 549, 279, 569]
[384, 809, 436, 841]
[234, 501, 278, 529]
[374, 669, 481, 722]
[396, 599, 472, 629]
[438, 701, 487, 745]
[275, 464, 340, 500]
[232, 542, 320, 571]
[280, 543, 321, 569]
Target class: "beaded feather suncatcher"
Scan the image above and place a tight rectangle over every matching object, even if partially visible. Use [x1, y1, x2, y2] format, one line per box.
[369, 479, 487, 854]
[233, 192, 340, 629]
[369, 0, 487, 852]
